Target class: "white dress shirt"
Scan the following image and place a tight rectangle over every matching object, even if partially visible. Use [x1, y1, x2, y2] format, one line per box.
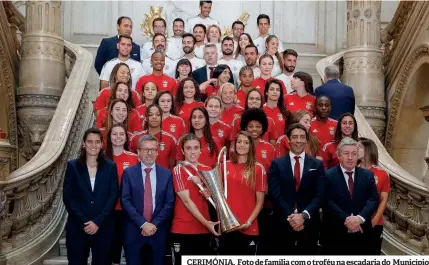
[186, 15, 219, 33]
[90, 176, 96, 191]
[218, 57, 244, 84]
[339, 165, 365, 223]
[289, 151, 311, 218]
[99, 58, 145, 91]
[141, 162, 157, 213]
[253, 35, 285, 55]
[167, 37, 184, 60]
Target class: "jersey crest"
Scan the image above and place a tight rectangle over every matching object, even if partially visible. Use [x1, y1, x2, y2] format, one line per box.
[329, 126, 335, 135]
[261, 149, 267, 158]
[217, 129, 224, 138]
[163, 80, 168, 88]
[122, 161, 131, 169]
[277, 113, 283, 121]
[160, 142, 165, 151]
[170, 123, 176, 132]
[306, 101, 312, 110]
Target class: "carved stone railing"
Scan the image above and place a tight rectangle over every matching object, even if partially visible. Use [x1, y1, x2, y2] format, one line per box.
[0, 41, 93, 265]
[316, 54, 429, 255]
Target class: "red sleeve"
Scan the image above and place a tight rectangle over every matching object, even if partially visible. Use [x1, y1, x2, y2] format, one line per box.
[128, 111, 143, 133]
[129, 135, 139, 154]
[169, 137, 177, 163]
[380, 171, 391, 193]
[173, 166, 188, 192]
[94, 90, 109, 110]
[229, 118, 240, 141]
[171, 81, 178, 97]
[176, 138, 185, 161]
[321, 145, 332, 169]
[267, 145, 276, 169]
[132, 91, 142, 107]
[268, 119, 280, 141]
[135, 77, 145, 95]
[255, 164, 268, 192]
[95, 109, 107, 128]
[276, 137, 290, 158]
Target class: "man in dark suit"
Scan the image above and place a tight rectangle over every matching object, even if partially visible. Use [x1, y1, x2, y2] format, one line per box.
[94, 16, 141, 75]
[268, 123, 325, 255]
[121, 134, 175, 265]
[314, 65, 355, 120]
[322, 137, 379, 255]
[63, 128, 119, 265]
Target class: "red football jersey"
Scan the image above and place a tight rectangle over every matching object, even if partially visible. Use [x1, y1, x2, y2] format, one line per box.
[263, 104, 287, 135]
[135, 74, 177, 96]
[176, 136, 221, 169]
[229, 116, 280, 143]
[177, 101, 205, 129]
[129, 131, 177, 169]
[210, 120, 231, 147]
[205, 85, 220, 97]
[369, 166, 391, 226]
[113, 151, 140, 210]
[171, 163, 212, 234]
[162, 115, 187, 141]
[255, 139, 276, 171]
[284, 93, 316, 117]
[251, 77, 287, 99]
[236, 90, 247, 108]
[321, 141, 340, 169]
[276, 135, 291, 158]
[310, 117, 338, 147]
[96, 108, 142, 134]
[220, 105, 244, 125]
[135, 104, 147, 119]
[223, 161, 267, 235]
[93, 87, 141, 111]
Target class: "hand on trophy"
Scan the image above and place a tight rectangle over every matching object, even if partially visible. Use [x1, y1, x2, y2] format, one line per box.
[204, 220, 220, 236]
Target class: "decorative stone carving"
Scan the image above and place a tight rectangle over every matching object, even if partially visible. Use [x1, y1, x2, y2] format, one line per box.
[141, 6, 166, 37]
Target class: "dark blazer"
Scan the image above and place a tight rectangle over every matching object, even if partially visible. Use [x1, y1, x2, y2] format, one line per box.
[94, 35, 141, 75]
[323, 165, 379, 231]
[192, 65, 235, 85]
[121, 163, 175, 245]
[268, 154, 325, 223]
[314, 79, 355, 120]
[63, 159, 119, 229]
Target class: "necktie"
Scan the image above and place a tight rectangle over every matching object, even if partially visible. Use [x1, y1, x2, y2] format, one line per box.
[294, 156, 301, 191]
[143, 168, 153, 222]
[209, 66, 215, 78]
[346, 171, 354, 197]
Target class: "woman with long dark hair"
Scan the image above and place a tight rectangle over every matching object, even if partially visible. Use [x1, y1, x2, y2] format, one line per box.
[234, 33, 254, 63]
[219, 131, 266, 255]
[154, 90, 187, 140]
[175, 77, 204, 129]
[176, 107, 220, 169]
[263, 79, 290, 136]
[63, 128, 118, 265]
[171, 133, 219, 265]
[321, 112, 358, 168]
[199, 64, 233, 97]
[175, 59, 193, 88]
[129, 104, 177, 169]
[284, 71, 316, 116]
[358, 137, 390, 255]
[105, 124, 139, 265]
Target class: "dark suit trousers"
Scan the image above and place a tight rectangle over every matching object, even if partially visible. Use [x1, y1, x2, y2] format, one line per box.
[276, 220, 319, 255]
[322, 229, 366, 255]
[124, 230, 168, 265]
[66, 218, 114, 265]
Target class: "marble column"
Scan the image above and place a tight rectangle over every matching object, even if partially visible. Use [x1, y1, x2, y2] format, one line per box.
[17, 1, 65, 160]
[342, 0, 386, 141]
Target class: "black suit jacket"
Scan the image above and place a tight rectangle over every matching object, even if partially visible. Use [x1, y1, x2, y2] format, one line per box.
[63, 159, 119, 229]
[268, 154, 325, 223]
[323, 165, 379, 232]
[314, 80, 355, 120]
[94, 36, 141, 75]
[192, 65, 235, 85]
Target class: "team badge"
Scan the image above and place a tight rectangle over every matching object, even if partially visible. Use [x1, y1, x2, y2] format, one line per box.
[277, 113, 283, 121]
[261, 150, 267, 159]
[160, 142, 165, 151]
[329, 126, 335, 135]
[123, 162, 130, 169]
[306, 101, 312, 110]
[374, 176, 379, 185]
[170, 124, 176, 132]
[312, 129, 318, 133]
[163, 80, 168, 88]
[218, 129, 224, 138]
[289, 102, 295, 106]
[173, 243, 181, 252]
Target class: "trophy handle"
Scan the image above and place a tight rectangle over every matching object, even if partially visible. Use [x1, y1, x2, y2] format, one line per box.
[178, 162, 216, 208]
[217, 147, 228, 199]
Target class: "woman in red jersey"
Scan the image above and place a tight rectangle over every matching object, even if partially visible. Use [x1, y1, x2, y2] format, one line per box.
[263, 79, 290, 139]
[174, 59, 193, 89]
[264, 35, 283, 76]
[154, 90, 187, 140]
[205, 96, 231, 147]
[105, 124, 139, 265]
[171, 133, 219, 265]
[236, 66, 255, 108]
[251, 54, 287, 97]
[200, 64, 233, 97]
[230, 88, 280, 146]
[175, 77, 204, 129]
[219, 83, 244, 125]
[358, 137, 390, 255]
[93, 63, 141, 114]
[219, 131, 266, 255]
[176, 107, 220, 169]
[129, 104, 177, 169]
[135, 81, 158, 123]
[235, 33, 254, 63]
[321, 112, 358, 169]
[284, 71, 316, 117]
[96, 82, 141, 132]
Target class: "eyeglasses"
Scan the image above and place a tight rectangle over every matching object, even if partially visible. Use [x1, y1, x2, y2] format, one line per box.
[139, 148, 158, 154]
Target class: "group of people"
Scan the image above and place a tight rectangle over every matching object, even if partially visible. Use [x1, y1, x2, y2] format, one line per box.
[62, 1, 390, 265]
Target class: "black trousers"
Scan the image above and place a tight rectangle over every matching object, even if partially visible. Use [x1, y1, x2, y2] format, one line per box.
[219, 232, 258, 255]
[257, 208, 281, 255]
[111, 210, 123, 264]
[276, 221, 319, 255]
[367, 225, 383, 255]
[322, 229, 368, 255]
[171, 233, 213, 265]
[66, 218, 114, 265]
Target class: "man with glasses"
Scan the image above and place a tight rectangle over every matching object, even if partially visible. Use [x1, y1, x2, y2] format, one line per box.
[231, 21, 245, 53]
[121, 135, 175, 265]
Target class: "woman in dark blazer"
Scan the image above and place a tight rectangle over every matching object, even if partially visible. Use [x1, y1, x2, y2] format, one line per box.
[63, 128, 119, 265]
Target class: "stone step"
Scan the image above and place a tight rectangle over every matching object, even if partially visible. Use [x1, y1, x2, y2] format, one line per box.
[43, 256, 127, 265]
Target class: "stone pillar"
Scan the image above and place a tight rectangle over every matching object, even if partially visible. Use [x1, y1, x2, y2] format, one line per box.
[343, 0, 386, 141]
[17, 1, 65, 160]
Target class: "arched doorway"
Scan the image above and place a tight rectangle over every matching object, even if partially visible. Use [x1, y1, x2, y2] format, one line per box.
[390, 61, 429, 182]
